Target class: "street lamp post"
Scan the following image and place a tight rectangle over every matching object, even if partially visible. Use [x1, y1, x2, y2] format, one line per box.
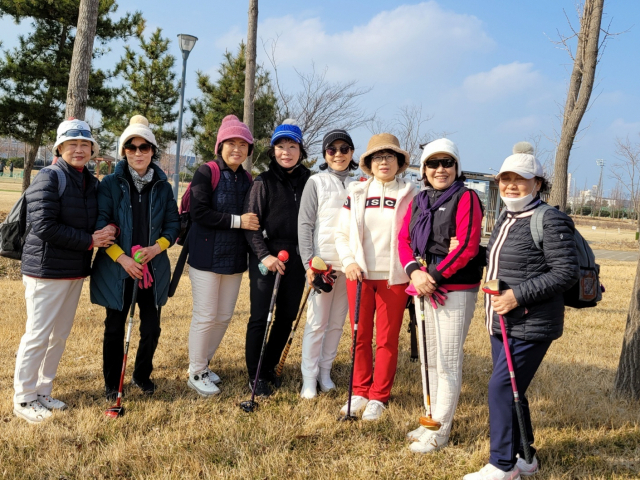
[173, 33, 198, 200]
[595, 158, 605, 217]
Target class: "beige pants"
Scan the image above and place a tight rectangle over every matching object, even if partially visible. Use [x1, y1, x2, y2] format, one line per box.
[14, 276, 84, 404]
[188, 268, 243, 374]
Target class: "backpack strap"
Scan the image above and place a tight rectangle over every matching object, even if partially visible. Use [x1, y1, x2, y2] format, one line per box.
[207, 161, 220, 190]
[530, 203, 553, 251]
[42, 164, 67, 197]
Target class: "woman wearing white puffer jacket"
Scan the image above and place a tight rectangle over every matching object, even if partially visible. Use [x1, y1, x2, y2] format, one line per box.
[297, 130, 357, 399]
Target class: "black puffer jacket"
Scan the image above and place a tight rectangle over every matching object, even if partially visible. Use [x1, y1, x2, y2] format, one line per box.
[485, 201, 579, 342]
[243, 159, 310, 260]
[21, 160, 98, 278]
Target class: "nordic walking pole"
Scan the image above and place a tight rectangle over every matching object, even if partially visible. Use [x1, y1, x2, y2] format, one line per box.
[338, 279, 362, 422]
[168, 235, 189, 298]
[273, 284, 312, 387]
[240, 250, 289, 412]
[418, 295, 441, 430]
[105, 280, 139, 419]
[482, 279, 533, 464]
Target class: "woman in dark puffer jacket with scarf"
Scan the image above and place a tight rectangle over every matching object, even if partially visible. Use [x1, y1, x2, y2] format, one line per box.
[464, 142, 579, 480]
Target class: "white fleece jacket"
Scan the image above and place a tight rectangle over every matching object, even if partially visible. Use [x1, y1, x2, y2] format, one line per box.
[335, 177, 417, 285]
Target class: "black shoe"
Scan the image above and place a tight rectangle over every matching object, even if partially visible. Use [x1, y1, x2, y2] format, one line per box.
[105, 385, 122, 402]
[248, 379, 272, 398]
[131, 377, 156, 396]
[263, 368, 279, 387]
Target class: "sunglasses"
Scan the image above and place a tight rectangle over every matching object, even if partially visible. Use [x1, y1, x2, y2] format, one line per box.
[63, 129, 93, 139]
[124, 143, 153, 154]
[326, 145, 352, 155]
[425, 158, 456, 169]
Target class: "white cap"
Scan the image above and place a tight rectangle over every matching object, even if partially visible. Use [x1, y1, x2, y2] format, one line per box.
[498, 142, 543, 180]
[118, 115, 158, 156]
[53, 118, 99, 158]
[420, 138, 461, 177]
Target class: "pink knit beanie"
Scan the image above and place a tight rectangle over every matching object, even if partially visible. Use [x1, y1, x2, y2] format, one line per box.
[214, 115, 254, 155]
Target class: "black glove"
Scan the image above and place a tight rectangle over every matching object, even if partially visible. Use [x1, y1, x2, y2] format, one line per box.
[312, 265, 337, 294]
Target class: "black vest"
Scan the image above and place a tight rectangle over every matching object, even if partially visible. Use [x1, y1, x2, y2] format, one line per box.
[409, 187, 484, 285]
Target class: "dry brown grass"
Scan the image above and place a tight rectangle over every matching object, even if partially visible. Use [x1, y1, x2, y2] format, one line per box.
[0, 250, 639, 479]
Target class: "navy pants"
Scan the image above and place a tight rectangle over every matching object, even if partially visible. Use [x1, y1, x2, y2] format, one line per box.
[488, 334, 552, 471]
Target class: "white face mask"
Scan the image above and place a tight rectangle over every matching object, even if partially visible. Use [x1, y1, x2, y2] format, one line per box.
[500, 193, 534, 212]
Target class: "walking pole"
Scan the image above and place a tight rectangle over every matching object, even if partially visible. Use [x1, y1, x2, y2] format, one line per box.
[338, 279, 362, 422]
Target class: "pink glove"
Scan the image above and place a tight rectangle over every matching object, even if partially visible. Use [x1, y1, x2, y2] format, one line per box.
[131, 245, 154, 289]
[429, 286, 449, 310]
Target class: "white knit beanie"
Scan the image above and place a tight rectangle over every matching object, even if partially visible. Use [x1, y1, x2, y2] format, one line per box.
[118, 115, 158, 156]
[498, 142, 543, 180]
[420, 138, 462, 177]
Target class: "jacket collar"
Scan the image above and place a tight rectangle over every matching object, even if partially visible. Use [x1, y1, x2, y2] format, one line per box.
[56, 158, 89, 186]
[350, 177, 413, 198]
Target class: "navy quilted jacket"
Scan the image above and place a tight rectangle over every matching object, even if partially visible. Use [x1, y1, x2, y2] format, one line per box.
[90, 161, 180, 310]
[485, 201, 580, 342]
[21, 160, 98, 278]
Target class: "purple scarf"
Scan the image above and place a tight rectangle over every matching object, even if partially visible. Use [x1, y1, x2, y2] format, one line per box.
[410, 180, 465, 258]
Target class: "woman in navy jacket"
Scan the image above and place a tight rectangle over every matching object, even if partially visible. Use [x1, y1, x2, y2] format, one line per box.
[90, 115, 179, 400]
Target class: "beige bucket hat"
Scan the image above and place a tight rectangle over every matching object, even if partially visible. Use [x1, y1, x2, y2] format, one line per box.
[359, 133, 410, 176]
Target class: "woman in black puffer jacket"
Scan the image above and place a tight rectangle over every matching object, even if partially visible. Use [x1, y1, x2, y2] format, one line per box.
[13, 119, 115, 424]
[243, 119, 310, 398]
[463, 142, 579, 480]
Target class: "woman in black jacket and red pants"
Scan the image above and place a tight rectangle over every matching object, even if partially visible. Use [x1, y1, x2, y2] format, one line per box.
[464, 142, 579, 480]
[243, 120, 310, 397]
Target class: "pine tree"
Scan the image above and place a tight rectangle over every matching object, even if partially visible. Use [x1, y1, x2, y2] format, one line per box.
[104, 27, 180, 152]
[0, 0, 141, 191]
[187, 43, 277, 173]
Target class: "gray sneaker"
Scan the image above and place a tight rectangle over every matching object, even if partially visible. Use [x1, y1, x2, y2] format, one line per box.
[516, 454, 539, 476]
[187, 370, 221, 397]
[37, 394, 68, 411]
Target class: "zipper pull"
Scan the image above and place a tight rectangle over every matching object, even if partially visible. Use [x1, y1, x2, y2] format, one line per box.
[139, 193, 141, 203]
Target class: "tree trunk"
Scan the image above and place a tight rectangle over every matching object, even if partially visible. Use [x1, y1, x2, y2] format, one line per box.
[614, 247, 640, 399]
[65, 0, 100, 120]
[549, 0, 604, 211]
[242, 0, 258, 173]
[22, 124, 45, 192]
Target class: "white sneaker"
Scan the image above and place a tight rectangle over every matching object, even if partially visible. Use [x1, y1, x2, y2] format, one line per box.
[463, 464, 521, 480]
[187, 365, 221, 384]
[187, 370, 221, 397]
[13, 400, 53, 424]
[318, 368, 335, 392]
[361, 400, 386, 421]
[37, 394, 68, 411]
[406, 424, 427, 441]
[516, 455, 539, 476]
[300, 377, 317, 399]
[339, 395, 369, 416]
[409, 431, 447, 453]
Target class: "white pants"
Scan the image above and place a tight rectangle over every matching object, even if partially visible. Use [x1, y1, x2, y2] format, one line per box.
[14, 276, 84, 404]
[188, 268, 243, 374]
[300, 272, 349, 378]
[414, 289, 476, 438]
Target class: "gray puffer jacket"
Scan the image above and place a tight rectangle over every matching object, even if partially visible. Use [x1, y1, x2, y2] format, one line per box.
[484, 201, 579, 342]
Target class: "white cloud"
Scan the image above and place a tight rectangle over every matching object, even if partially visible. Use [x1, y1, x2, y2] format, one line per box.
[608, 118, 640, 137]
[215, 1, 494, 84]
[462, 62, 544, 102]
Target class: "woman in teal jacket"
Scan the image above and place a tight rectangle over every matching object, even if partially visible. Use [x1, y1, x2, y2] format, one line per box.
[90, 116, 180, 400]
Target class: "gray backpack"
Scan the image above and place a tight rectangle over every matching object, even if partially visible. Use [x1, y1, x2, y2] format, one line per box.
[0, 165, 66, 260]
[530, 203, 602, 308]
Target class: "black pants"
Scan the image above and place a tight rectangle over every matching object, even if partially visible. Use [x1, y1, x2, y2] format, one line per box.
[103, 278, 161, 388]
[245, 251, 306, 380]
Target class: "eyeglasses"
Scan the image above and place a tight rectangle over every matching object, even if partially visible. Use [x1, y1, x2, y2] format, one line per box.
[63, 129, 93, 139]
[372, 154, 397, 164]
[124, 143, 153, 154]
[425, 158, 456, 169]
[326, 145, 352, 156]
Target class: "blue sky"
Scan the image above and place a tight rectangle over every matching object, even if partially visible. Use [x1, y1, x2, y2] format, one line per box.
[1, 1, 639, 193]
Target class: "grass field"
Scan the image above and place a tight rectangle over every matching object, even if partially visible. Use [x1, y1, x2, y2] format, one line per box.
[0, 249, 639, 479]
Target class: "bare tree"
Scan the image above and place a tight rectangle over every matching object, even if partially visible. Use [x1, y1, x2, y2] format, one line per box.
[242, 0, 259, 172]
[264, 38, 375, 156]
[65, 0, 100, 120]
[610, 135, 640, 237]
[615, 252, 640, 399]
[548, 0, 610, 211]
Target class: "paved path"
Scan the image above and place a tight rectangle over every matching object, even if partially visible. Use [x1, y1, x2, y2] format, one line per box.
[592, 249, 638, 262]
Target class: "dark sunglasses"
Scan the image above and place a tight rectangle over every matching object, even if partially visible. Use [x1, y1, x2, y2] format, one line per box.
[425, 158, 456, 169]
[63, 129, 93, 139]
[326, 145, 352, 155]
[124, 143, 153, 154]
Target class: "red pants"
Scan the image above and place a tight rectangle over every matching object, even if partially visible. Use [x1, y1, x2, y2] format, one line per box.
[346, 279, 408, 403]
